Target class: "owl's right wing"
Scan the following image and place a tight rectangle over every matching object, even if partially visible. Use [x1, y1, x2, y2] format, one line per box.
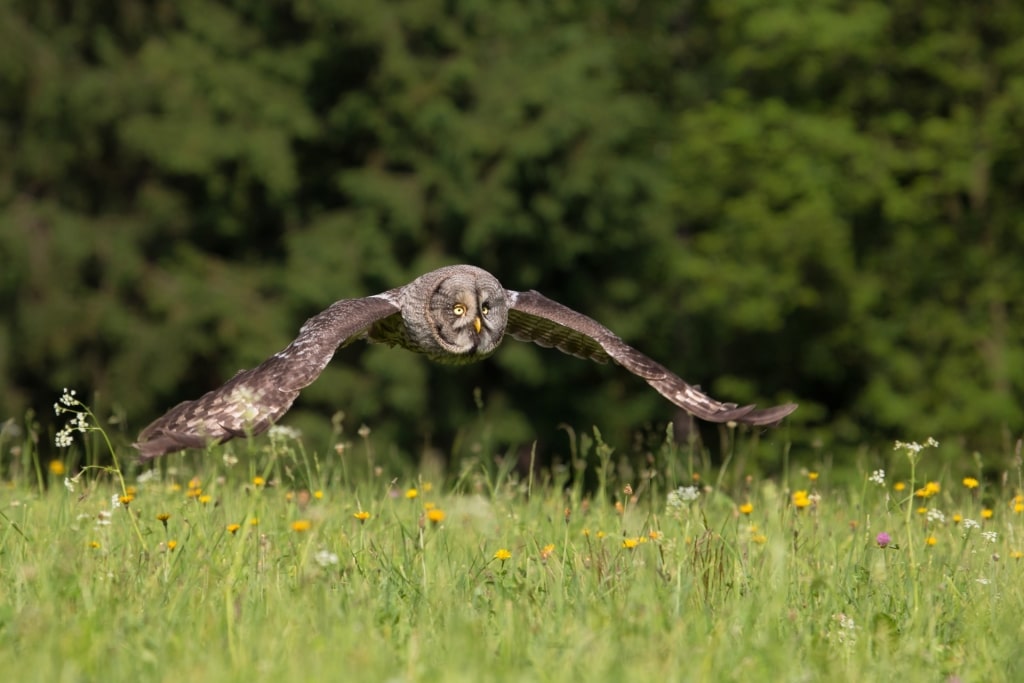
[134, 295, 401, 460]
[505, 289, 797, 426]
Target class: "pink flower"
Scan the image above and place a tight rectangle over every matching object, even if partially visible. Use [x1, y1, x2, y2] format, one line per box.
[876, 532, 892, 548]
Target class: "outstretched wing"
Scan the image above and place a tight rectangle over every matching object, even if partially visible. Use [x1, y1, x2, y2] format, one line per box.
[134, 296, 401, 460]
[505, 290, 797, 426]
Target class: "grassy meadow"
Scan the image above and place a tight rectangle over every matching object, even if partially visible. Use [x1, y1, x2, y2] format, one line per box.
[2, 392, 1023, 682]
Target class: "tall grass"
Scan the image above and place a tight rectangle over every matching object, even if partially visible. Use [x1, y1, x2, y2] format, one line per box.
[1, 393, 1022, 682]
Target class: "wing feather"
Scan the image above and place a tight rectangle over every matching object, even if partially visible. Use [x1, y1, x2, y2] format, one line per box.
[506, 290, 797, 426]
[135, 296, 401, 460]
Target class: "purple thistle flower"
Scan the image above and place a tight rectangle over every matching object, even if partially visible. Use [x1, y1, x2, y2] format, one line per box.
[876, 532, 892, 548]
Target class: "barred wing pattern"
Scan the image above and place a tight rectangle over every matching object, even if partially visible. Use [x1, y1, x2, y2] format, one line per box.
[506, 290, 797, 426]
[134, 296, 401, 460]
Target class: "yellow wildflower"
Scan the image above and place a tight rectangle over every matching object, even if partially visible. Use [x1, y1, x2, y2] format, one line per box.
[226, 523, 241, 534]
[198, 494, 212, 505]
[808, 472, 819, 482]
[792, 490, 811, 509]
[925, 536, 937, 546]
[353, 511, 371, 522]
[622, 537, 640, 549]
[426, 508, 445, 524]
[893, 482, 906, 492]
[167, 540, 178, 551]
[49, 460, 66, 476]
[963, 477, 979, 489]
[253, 476, 266, 487]
[739, 502, 754, 515]
[313, 490, 323, 500]
[405, 488, 418, 500]
[291, 519, 312, 532]
[494, 548, 512, 561]
[982, 508, 994, 520]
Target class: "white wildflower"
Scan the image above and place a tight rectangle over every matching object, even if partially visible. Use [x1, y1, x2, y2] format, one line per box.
[268, 424, 302, 441]
[869, 469, 886, 486]
[976, 577, 991, 585]
[831, 613, 858, 645]
[64, 477, 75, 493]
[136, 469, 159, 485]
[981, 530, 998, 543]
[96, 510, 112, 526]
[666, 486, 700, 510]
[314, 549, 339, 567]
[926, 509, 946, 524]
[111, 494, 122, 509]
[55, 427, 74, 448]
[962, 518, 981, 531]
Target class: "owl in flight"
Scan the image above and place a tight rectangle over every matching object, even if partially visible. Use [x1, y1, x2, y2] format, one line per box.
[135, 265, 796, 460]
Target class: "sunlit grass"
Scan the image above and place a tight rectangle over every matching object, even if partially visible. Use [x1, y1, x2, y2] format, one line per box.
[1, 394, 1023, 681]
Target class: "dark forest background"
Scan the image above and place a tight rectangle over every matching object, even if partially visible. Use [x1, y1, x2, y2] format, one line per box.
[2, 1, 1022, 469]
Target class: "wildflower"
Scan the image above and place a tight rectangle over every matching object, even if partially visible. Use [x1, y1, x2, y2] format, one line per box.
[540, 543, 555, 561]
[96, 510, 112, 526]
[614, 501, 625, 515]
[314, 549, 339, 567]
[198, 494, 212, 505]
[89, 541, 100, 549]
[648, 530, 662, 541]
[622, 537, 640, 549]
[963, 477, 980, 489]
[494, 548, 512, 561]
[1011, 551, 1023, 560]
[623, 484, 634, 497]
[952, 513, 963, 524]
[876, 532, 892, 548]
[832, 613, 857, 645]
[268, 424, 302, 441]
[981, 508, 994, 520]
[226, 523, 241, 534]
[926, 509, 945, 523]
[666, 486, 700, 510]
[869, 469, 885, 486]
[981, 531, 998, 543]
[64, 477, 75, 493]
[119, 494, 134, 506]
[313, 490, 324, 500]
[353, 511, 371, 523]
[582, 528, 590, 537]
[291, 519, 312, 532]
[186, 488, 203, 499]
[808, 471, 819, 482]
[925, 536, 937, 546]
[962, 518, 980, 531]
[427, 508, 445, 525]
[792, 490, 812, 509]
[357, 424, 371, 439]
[405, 488, 418, 500]
[252, 476, 266, 487]
[1015, 501, 1024, 514]
[250, 518, 259, 526]
[893, 482, 906, 492]
[596, 531, 606, 539]
[49, 460, 66, 476]
[751, 534, 767, 544]
[739, 502, 754, 515]
[894, 438, 939, 454]
[156, 512, 170, 528]
[915, 482, 941, 498]
[167, 540, 178, 551]
[110, 494, 121, 509]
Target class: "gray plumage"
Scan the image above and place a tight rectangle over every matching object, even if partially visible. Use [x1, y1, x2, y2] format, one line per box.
[135, 265, 797, 460]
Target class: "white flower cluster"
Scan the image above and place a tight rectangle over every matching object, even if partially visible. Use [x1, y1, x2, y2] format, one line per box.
[314, 549, 339, 567]
[893, 437, 940, 454]
[962, 518, 981, 531]
[869, 469, 886, 486]
[53, 388, 90, 448]
[666, 485, 700, 510]
[981, 530, 998, 543]
[926, 509, 946, 524]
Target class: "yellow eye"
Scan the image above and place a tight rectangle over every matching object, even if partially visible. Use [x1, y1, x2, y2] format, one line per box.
[452, 303, 466, 317]
[481, 304, 490, 316]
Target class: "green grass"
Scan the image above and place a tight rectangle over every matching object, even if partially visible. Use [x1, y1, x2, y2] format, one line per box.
[2, 397, 1024, 682]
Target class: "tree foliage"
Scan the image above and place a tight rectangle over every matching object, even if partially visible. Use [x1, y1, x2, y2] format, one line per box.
[1, 0, 1021, 464]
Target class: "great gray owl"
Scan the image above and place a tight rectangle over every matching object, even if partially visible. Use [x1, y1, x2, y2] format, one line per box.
[135, 265, 797, 460]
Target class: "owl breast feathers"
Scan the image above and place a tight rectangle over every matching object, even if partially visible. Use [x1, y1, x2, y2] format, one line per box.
[134, 265, 797, 460]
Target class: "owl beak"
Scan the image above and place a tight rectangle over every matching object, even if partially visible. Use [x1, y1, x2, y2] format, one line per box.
[473, 316, 482, 334]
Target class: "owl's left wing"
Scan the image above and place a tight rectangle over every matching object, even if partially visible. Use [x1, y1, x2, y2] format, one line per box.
[506, 290, 797, 426]
[134, 295, 401, 460]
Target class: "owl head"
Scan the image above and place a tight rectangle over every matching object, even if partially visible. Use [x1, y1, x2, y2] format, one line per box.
[419, 265, 508, 361]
